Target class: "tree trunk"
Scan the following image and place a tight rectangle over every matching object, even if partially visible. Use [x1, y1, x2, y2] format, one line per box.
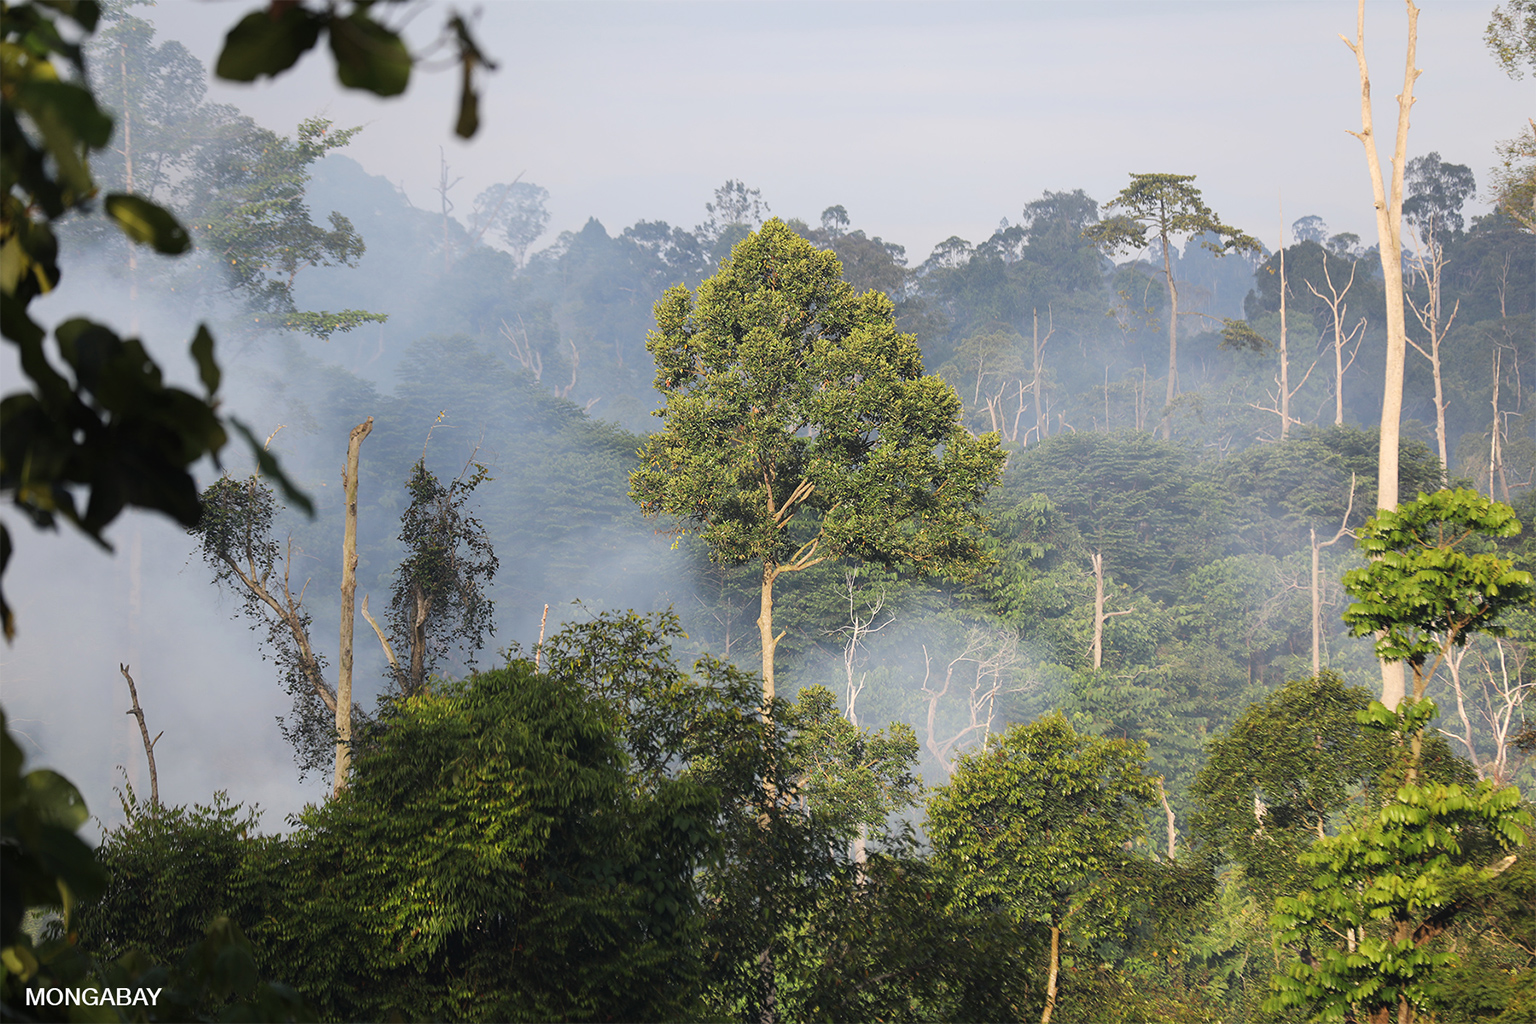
[1033, 308, 1052, 443]
[1279, 231, 1292, 439]
[758, 563, 780, 708]
[1312, 527, 1323, 676]
[119, 664, 160, 810]
[335, 416, 373, 797]
[1092, 551, 1106, 670]
[1345, 0, 1420, 710]
[1042, 923, 1061, 1024]
[408, 583, 431, 695]
[1160, 232, 1180, 440]
[758, 944, 778, 1024]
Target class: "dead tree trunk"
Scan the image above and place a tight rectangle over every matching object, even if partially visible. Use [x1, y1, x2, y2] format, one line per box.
[1312, 476, 1356, 675]
[335, 417, 373, 797]
[1032, 307, 1054, 444]
[1343, 0, 1420, 709]
[1406, 234, 1459, 485]
[1305, 253, 1366, 426]
[1091, 551, 1133, 670]
[119, 664, 160, 810]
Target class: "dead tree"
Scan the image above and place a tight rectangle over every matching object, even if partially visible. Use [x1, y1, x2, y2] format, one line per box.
[118, 664, 161, 809]
[1312, 475, 1356, 676]
[1091, 551, 1134, 671]
[922, 628, 1022, 776]
[334, 417, 372, 796]
[1304, 252, 1366, 426]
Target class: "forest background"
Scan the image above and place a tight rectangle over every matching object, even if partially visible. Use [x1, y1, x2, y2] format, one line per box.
[1, 0, 1534, 1021]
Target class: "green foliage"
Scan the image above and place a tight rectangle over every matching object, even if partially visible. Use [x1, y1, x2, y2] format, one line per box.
[1218, 317, 1271, 353]
[632, 218, 1005, 580]
[775, 848, 1040, 1022]
[787, 684, 919, 840]
[4, 711, 309, 1022]
[387, 458, 498, 695]
[1, 709, 105, 954]
[265, 662, 715, 1022]
[1486, 0, 1536, 78]
[926, 714, 1159, 994]
[1191, 673, 1394, 904]
[182, 115, 384, 339]
[1085, 174, 1262, 261]
[1343, 488, 1534, 694]
[1267, 779, 1531, 1021]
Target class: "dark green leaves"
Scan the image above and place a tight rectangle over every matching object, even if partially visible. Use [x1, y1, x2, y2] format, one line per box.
[104, 193, 191, 254]
[2, 709, 107, 948]
[215, 3, 493, 137]
[215, 6, 325, 83]
[329, 10, 411, 96]
[1218, 317, 1271, 352]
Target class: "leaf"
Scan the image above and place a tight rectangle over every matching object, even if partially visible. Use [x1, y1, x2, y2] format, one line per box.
[215, 6, 324, 82]
[104, 194, 190, 255]
[189, 324, 220, 397]
[455, 80, 480, 139]
[328, 11, 411, 97]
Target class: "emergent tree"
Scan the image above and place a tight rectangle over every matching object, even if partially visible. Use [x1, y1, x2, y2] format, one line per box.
[630, 219, 1005, 707]
[1084, 173, 1260, 439]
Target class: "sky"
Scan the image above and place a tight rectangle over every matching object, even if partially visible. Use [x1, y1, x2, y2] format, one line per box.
[1, 0, 1529, 834]
[150, 0, 1528, 258]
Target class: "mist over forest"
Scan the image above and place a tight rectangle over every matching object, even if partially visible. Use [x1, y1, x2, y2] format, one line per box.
[3, 2, 1534, 1022]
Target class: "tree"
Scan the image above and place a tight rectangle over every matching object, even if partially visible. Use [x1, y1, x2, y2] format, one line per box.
[1302, 247, 1368, 427]
[1490, 119, 1536, 234]
[1486, 0, 1536, 77]
[1191, 673, 1394, 906]
[927, 713, 1159, 1024]
[1340, 0, 1421, 707]
[1343, 489, 1534, 717]
[1403, 152, 1476, 482]
[1084, 173, 1261, 439]
[369, 457, 498, 698]
[1267, 772, 1529, 1024]
[193, 476, 350, 778]
[630, 219, 1005, 706]
[469, 180, 551, 269]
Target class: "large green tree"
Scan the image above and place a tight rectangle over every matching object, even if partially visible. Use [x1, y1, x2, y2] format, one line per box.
[926, 713, 1159, 1024]
[1084, 173, 1260, 439]
[631, 219, 1005, 705]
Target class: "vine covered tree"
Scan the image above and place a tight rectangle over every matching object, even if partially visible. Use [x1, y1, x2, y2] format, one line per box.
[372, 458, 498, 697]
[193, 475, 346, 777]
[1084, 173, 1261, 439]
[630, 219, 1006, 706]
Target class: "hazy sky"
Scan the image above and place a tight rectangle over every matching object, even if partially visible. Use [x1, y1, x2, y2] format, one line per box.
[152, 0, 1527, 258]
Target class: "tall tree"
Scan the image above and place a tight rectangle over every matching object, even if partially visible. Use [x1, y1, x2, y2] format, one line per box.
[1084, 173, 1260, 439]
[631, 220, 1005, 707]
[334, 416, 371, 796]
[1341, 0, 1422, 709]
[1402, 152, 1476, 482]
